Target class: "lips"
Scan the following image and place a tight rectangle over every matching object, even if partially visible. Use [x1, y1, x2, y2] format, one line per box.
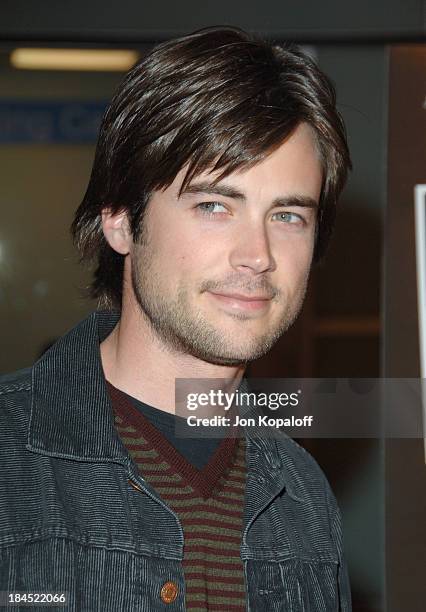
[207, 290, 273, 313]
[210, 291, 272, 301]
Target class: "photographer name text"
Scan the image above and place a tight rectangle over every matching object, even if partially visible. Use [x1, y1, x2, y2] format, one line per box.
[186, 414, 314, 428]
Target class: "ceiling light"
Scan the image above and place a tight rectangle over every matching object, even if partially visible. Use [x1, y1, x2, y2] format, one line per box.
[10, 48, 139, 71]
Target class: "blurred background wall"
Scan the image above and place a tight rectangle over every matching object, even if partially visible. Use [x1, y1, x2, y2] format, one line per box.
[1, 1, 425, 611]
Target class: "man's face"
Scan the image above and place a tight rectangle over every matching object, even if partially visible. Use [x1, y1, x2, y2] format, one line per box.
[129, 122, 322, 366]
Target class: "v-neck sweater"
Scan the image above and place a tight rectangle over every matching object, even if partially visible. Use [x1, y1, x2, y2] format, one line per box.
[108, 382, 247, 611]
[108, 384, 224, 471]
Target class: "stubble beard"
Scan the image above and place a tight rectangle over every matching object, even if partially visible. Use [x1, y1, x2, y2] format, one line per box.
[130, 241, 309, 367]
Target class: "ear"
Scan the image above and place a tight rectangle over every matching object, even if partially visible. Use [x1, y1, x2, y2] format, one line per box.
[101, 208, 132, 255]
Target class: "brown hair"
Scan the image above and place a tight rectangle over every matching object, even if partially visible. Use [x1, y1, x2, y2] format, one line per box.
[71, 26, 351, 309]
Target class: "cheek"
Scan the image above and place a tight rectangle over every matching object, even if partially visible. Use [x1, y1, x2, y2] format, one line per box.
[152, 216, 203, 261]
[275, 237, 314, 290]
[169, 233, 212, 270]
[278, 230, 315, 262]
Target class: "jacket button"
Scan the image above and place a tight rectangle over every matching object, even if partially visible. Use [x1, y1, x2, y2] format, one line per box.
[160, 581, 178, 604]
[128, 479, 142, 491]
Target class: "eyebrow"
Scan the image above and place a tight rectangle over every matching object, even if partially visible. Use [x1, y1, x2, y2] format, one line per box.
[180, 181, 318, 209]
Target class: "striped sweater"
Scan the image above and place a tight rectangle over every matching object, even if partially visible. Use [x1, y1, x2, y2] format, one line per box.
[108, 383, 247, 611]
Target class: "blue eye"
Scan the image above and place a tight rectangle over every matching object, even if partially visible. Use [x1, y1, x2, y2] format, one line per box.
[197, 202, 228, 215]
[272, 211, 304, 224]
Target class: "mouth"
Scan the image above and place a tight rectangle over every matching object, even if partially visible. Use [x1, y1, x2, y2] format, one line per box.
[207, 291, 273, 313]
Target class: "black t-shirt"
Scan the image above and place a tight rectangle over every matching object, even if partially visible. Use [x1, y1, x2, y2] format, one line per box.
[117, 388, 223, 471]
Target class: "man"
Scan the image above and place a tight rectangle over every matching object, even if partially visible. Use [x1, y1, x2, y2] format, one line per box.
[0, 27, 351, 611]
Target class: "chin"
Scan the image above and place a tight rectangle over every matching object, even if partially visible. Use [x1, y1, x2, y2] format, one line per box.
[194, 340, 275, 367]
[197, 349, 255, 367]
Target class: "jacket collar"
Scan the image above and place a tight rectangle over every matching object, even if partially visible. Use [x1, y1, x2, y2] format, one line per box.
[27, 310, 127, 464]
[27, 310, 307, 502]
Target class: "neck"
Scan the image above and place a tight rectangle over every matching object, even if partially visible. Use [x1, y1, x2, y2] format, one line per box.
[100, 297, 245, 414]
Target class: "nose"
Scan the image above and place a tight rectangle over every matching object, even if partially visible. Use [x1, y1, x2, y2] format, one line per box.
[228, 222, 276, 274]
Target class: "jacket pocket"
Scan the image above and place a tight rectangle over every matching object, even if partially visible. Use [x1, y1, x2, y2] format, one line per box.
[246, 557, 340, 612]
[1, 535, 185, 611]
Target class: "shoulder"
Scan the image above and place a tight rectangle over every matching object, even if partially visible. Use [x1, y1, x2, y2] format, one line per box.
[275, 431, 324, 476]
[0, 367, 32, 396]
[273, 432, 338, 508]
[0, 367, 32, 434]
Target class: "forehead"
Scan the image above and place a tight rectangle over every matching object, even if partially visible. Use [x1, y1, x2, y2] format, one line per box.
[167, 122, 323, 199]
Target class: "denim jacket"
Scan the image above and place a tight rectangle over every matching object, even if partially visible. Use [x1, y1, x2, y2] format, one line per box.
[0, 311, 351, 611]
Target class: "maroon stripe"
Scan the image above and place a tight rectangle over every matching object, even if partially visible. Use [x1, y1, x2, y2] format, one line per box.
[183, 544, 241, 570]
[155, 486, 245, 502]
[151, 504, 244, 521]
[124, 442, 154, 451]
[185, 573, 245, 585]
[134, 456, 168, 465]
[184, 543, 241, 555]
[226, 474, 246, 483]
[186, 603, 244, 611]
[185, 542, 240, 559]
[215, 489, 245, 500]
[181, 517, 243, 531]
[183, 555, 242, 568]
[154, 491, 197, 500]
[177, 505, 244, 519]
[109, 381, 240, 498]
[184, 534, 241, 544]
[138, 465, 181, 477]
[231, 456, 246, 465]
[186, 587, 245, 598]
[115, 429, 148, 441]
[217, 484, 245, 495]
[227, 465, 246, 475]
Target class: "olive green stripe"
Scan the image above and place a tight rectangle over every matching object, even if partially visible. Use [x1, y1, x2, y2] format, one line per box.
[213, 491, 246, 502]
[230, 460, 246, 468]
[185, 593, 245, 604]
[151, 484, 195, 494]
[135, 459, 173, 470]
[140, 478, 245, 496]
[160, 488, 246, 502]
[138, 473, 183, 484]
[185, 564, 243, 578]
[118, 438, 151, 450]
[186, 579, 245, 592]
[184, 536, 242, 547]
[219, 480, 245, 490]
[136, 462, 176, 472]
[179, 511, 242, 525]
[185, 552, 242, 564]
[113, 418, 133, 431]
[162, 496, 244, 510]
[121, 445, 158, 458]
[114, 425, 145, 439]
[181, 524, 242, 537]
[129, 453, 169, 464]
[166, 496, 244, 514]
[119, 437, 151, 447]
[175, 497, 245, 509]
[135, 459, 172, 470]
